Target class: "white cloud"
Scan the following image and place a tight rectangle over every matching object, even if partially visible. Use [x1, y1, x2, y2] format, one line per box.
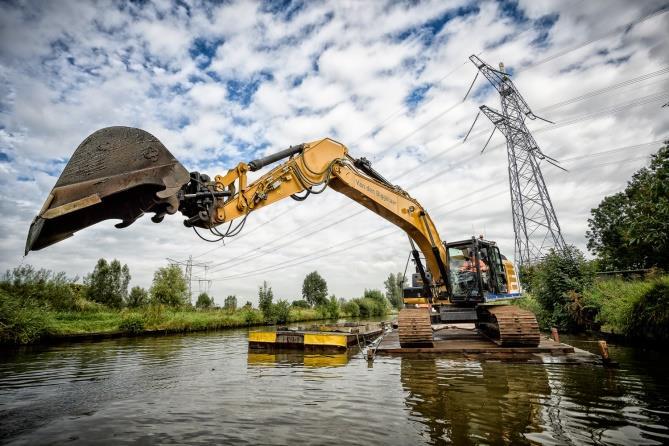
[0, 0, 668, 305]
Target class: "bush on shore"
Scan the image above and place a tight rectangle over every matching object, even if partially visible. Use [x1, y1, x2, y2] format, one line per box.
[579, 275, 669, 341]
[0, 263, 390, 345]
[0, 290, 53, 344]
[522, 267, 668, 342]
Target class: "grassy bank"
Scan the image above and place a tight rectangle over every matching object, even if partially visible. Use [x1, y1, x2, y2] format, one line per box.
[0, 289, 338, 345]
[518, 275, 669, 342]
[1, 264, 395, 346]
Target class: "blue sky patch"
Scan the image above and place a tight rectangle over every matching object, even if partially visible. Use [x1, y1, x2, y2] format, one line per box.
[531, 13, 559, 48]
[392, 3, 479, 45]
[226, 71, 273, 107]
[497, 0, 529, 24]
[405, 84, 431, 112]
[189, 37, 225, 69]
[261, 0, 306, 22]
[0, 152, 10, 162]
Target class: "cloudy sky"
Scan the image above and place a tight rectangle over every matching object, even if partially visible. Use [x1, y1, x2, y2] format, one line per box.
[1, 0, 668, 305]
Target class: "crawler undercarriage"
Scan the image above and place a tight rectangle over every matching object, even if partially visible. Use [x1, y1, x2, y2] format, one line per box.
[397, 305, 541, 348]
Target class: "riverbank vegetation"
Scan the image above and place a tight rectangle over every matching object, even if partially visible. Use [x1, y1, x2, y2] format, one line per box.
[518, 144, 669, 342]
[0, 264, 390, 345]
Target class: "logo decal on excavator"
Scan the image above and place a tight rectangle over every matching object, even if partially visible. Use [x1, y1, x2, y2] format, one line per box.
[354, 178, 397, 208]
[143, 146, 160, 162]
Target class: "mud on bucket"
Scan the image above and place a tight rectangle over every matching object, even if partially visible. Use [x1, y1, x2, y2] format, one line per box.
[25, 126, 190, 254]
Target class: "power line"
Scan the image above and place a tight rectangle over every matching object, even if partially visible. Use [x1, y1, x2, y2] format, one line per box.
[199, 88, 667, 272]
[188, 14, 669, 262]
[518, 6, 669, 73]
[208, 149, 657, 282]
[537, 67, 669, 113]
[354, 6, 669, 153]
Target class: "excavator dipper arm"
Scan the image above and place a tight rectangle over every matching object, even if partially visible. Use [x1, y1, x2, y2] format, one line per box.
[26, 127, 539, 348]
[203, 138, 450, 299]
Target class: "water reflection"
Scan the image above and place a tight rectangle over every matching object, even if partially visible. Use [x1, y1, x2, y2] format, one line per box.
[400, 357, 549, 444]
[2, 330, 669, 445]
[247, 351, 353, 368]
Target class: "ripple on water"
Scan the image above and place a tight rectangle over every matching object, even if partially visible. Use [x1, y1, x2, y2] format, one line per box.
[1, 330, 669, 445]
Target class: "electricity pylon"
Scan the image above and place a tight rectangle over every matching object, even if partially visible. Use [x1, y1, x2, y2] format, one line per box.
[468, 55, 566, 267]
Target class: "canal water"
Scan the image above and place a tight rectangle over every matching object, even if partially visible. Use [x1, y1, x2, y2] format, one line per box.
[1, 328, 668, 445]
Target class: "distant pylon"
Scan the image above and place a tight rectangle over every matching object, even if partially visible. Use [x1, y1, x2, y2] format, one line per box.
[167, 255, 210, 305]
[468, 55, 566, 267]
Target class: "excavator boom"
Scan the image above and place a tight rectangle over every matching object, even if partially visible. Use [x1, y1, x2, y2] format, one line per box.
[26, 126, 539, 348]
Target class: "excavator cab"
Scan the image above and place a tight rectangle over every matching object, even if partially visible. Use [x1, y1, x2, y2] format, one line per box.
[445, 237, 515, 304]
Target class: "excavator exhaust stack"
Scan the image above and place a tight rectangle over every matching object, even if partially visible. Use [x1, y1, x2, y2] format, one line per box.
[25, 126, 190, 254]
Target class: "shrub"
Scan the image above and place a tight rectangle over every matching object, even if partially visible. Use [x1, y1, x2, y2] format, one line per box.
[0, 290, 53, 344]
[119, 313, 145, 333]
[141, 303, 166, 327]
[515, 293, 551, 330]
[353, 297, 388, 318]
[580, 278, 651, 335]
[196, 292, 214, 309]
[326, 295, 340, 319]
[526, 246, 594, 331]
[126, 286, 149, 308]
[627, 277, 669, 341]
[315, 305, 330, 319]
[150, 265, 189, 307]
[291, 299, 310, 309]
[1, 265, 78, 310]
[240, 307, 263, 325]
[272, 300, 291, 324]
[342, 300, 360, 318]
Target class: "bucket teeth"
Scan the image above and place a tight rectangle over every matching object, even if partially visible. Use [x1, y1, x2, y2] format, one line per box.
[25, 126, 190, 254]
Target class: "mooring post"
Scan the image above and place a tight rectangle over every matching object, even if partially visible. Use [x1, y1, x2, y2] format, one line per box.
[598, 340, 610, 362]
[551, 327, 560, 343]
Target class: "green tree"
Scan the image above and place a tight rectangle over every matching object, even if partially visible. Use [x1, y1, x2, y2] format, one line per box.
[1, 265, 77, 310]
[258, 281, 274, 319]
[150, 265, 189, 307]
[587, 143, 669, 271]
[364, 289, 388, 307]
[384, 272, 405, 309]
[529, 246, 594, 331]
[272, 299, 291, 324]
[291, 299, 310, 309]
[85, 259, 130, 308]
[224, 295, 237, 311]
[196, 292, 214, 309]
[243, 300, 253, 309]
[326, 295, 340, 319]
[302, 271, 328, 307]
[126, 286, 149, 308]
[342, 300, 360, 318]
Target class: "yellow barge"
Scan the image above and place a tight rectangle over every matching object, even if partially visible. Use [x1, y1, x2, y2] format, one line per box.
[248, 323, 384, 352]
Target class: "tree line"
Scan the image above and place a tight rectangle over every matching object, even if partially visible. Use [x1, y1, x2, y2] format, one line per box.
[519, 143, 669, 341]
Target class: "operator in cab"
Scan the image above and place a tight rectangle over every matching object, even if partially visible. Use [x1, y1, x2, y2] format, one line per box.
[460, 250, 488, 273]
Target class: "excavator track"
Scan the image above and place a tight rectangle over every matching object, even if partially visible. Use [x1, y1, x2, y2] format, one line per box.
[476, 305, 540, 347]
[398, 308, 434, 348]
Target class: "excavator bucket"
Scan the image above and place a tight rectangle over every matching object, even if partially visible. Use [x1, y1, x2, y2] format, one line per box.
[25, 126, 190, 254]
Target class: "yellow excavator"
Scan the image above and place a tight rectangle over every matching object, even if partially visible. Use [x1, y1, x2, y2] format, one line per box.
[26, 126, 540, 347]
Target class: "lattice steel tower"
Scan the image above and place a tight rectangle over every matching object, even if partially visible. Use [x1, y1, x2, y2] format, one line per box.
[469, 55, 566, 267]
